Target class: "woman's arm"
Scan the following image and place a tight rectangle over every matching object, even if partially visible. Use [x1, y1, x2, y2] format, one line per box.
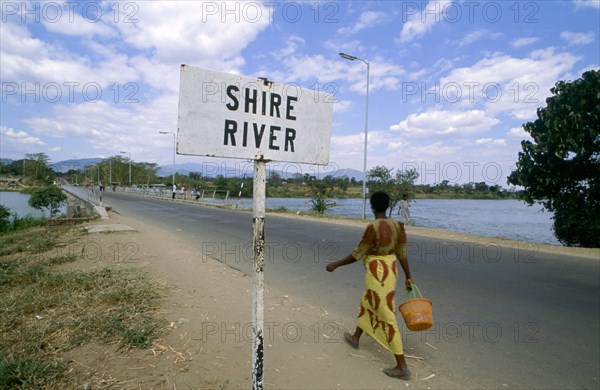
[326, 223, 374, 273]
[326, 253, 358, 272]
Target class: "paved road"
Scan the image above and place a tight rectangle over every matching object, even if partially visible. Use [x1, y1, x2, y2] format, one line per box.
[102, 191, 599, 389]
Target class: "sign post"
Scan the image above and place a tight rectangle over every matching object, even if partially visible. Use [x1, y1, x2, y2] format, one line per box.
[252, 159, 266, 388]
[177, 65, 333, 389]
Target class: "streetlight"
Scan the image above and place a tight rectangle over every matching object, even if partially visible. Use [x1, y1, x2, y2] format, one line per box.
[120, 151, 131, 186]
[339, 52, 370, 219]
[159, 131, 176, 188]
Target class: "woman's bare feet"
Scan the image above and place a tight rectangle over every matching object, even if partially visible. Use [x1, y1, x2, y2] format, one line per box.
[383, 366, 411, 380]
[343, 331, 359, 349]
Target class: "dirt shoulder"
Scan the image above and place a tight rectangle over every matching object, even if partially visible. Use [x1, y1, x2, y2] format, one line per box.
[62, 208, 597, 389]
[63, 210, 464, 389]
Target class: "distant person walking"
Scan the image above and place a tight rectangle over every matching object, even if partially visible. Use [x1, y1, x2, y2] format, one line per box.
[398, 194, 412, 225]
[172, 184, 177, 199]
[326, 191, 414, 380]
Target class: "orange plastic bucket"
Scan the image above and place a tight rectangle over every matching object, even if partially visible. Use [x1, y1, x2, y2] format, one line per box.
[398, 284, 433, 331]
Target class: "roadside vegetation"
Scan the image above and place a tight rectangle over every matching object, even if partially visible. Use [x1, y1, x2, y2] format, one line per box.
[0, 205, 45, 234]
[0, 223, 167, 389]
[508, 69, 599, 247]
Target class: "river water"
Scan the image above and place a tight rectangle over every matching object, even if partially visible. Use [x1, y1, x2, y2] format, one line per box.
[0, 191, 66, 218]
[0, 190, 559, 245]
[233, 197, 559, 245]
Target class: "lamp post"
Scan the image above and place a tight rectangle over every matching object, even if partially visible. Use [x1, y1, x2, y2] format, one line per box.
[120, 151, 131, 186]
[339, 52, 370, 219]
[159, 131, 176, 188]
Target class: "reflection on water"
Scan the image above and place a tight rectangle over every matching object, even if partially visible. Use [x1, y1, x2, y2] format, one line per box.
[0, 191, 67, 218]
[235, 197, 559, 245]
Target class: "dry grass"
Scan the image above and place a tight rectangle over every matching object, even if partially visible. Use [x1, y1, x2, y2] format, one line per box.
[0, 225, 167, 389]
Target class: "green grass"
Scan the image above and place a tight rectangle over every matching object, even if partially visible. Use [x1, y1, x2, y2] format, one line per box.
[267, 206, 289, 213]
[0, 353, 66, 390]
[0, 225, 168, 388]
[0, 228, 59, 256]
[0, 213, 45, 235]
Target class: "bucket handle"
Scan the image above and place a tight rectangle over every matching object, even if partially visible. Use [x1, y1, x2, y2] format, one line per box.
[406, 283, 424, 300]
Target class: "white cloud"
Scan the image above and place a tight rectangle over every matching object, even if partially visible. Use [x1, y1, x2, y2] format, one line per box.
[453, 30, 503, 47]
[41, 4, 116, 37]
[398, 0, 452, 43]
[507, 126, 530, 139]
[273, 35, 305, 58]
[475, 138, 507, 146]
[326, 123, 520, 184]
[276, 54, 405, 94]
[438, 48, 580, 118]
[0, 22, 139, 90]
[511, 37, 540, 48]
[111, 1, 270, 67]
[333, 100, 352, 113]
[389, 109, 500, 138]
[0, 2, 270, 96]
[1, 126, 46, 146]
[573, 0, 600, 9]
[337, 11, 387, 35]
[561, 31, 595, 45]
[324, 39, 367, 55]
[23, 92, 179, 161]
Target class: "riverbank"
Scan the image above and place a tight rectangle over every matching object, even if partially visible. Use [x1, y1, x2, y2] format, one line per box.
[270, 212, 599, 259]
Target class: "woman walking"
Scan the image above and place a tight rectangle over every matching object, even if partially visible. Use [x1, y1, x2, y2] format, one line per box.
[326, 191, 413, 380]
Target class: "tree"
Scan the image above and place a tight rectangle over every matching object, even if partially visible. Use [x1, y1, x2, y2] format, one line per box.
[336, 176, 350, 192]
[368, 166, 419, 217]
[507, 69, 600, 247]
[138, 162, 159, 185]
[188, 171, 202, 180]
[394, 168, 419, 201]
[28, 186, 67, 217]
[25, 152, 52, 182]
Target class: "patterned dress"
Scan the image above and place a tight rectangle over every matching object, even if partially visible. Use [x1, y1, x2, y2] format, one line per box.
[351, 218, 407, 355]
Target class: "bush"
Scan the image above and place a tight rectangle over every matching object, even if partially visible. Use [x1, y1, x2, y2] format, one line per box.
[28, 186, 67, 217]
[0, 205, 44, 234]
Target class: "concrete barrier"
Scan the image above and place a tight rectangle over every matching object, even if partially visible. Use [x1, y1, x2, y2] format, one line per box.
[61, 185, 109, 220]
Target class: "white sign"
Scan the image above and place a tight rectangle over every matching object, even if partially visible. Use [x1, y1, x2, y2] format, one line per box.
[177, 65, 333, 164]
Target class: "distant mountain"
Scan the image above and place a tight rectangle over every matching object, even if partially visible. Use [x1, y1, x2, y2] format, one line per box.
[46, 158, 365, 181]
[156, 163, 213, 177]
[327, 168, 364, 181]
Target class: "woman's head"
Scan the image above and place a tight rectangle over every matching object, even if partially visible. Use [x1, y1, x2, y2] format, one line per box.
[370, 191, 390, 213]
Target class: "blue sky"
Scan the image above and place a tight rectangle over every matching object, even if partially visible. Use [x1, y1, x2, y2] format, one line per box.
[1, 0, 599, 185]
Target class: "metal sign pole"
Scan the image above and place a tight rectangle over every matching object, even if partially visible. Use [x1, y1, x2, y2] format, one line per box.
[177, 66, 333, 390]
[252, 159, 266, 390]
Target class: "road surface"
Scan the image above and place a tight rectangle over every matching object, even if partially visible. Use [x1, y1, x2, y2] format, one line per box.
[102, 191, 599, 389]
